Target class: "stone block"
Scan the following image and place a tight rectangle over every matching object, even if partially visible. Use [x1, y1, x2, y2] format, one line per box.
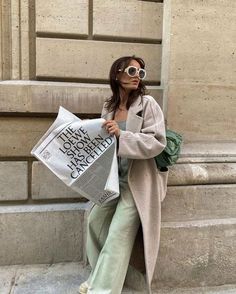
[93, 1, 163, 40]
[0, 117, 53, 156]
[0, 1, 12, 80]
[20, 0, 32, 80]
[168, 0, 235, 85]
[0, 262, 91, 294]
[0, 81, 163, 113]
[36, 38, 161, 82]
[162, 184, 236, 222]
[0, 20, 2, 80]
[155, 218, 236, 288]
[36, 0, 88, 35]
[167, 83, 236, 142]
[179, 142, 236, 163]
[10, 0, 20, 79]
[168, 163, 236, 186]
[0, 203, 86, 265]
[164, 0, 236, 142]
[32, 161, 83, 200]
[0, 161, 28, 201]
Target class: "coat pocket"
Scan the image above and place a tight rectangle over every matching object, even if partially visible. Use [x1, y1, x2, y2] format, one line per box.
[156, 168, 169, 202]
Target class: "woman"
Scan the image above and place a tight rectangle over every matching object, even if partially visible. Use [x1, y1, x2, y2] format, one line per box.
[79, 56, 168, 293]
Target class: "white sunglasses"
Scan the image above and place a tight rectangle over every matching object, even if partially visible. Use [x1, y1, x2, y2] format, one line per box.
[119, 66, 146, 80]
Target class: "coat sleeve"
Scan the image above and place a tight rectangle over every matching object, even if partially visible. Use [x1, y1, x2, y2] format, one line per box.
[118, 96, 166, 159]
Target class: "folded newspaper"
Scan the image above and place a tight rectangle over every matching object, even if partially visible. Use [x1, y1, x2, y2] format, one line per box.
[31, 106, 119, 206]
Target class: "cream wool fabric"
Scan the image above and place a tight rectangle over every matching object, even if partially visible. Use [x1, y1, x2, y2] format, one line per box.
[101, 95, 168, 292]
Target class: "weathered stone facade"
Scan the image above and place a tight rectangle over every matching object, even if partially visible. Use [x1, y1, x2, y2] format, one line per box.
[0, 0, 163, 201]
[0, 0, 236, 291]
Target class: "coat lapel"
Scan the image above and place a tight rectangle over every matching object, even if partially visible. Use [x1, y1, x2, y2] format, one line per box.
[126, 96, 143, 133]
[101, 111, 114, 120]
[102, 96, 144, 133]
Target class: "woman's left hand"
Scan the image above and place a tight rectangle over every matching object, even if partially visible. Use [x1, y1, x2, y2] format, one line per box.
[103, 120, 120, 138]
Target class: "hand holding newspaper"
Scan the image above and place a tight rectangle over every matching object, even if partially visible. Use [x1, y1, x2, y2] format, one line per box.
[31, 107, 119, 206]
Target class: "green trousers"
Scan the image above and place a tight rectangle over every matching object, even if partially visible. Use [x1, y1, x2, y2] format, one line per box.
[86, 185, 140, 294]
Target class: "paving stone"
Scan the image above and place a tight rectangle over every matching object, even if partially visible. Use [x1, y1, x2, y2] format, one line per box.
[0, 265, 19, 293]
[0, 262, 236, 293]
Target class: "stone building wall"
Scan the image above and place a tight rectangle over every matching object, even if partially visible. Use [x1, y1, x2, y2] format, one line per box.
[0, 0, 163, 205]
[164, 0, 236, 142]
[1, 1, 236, 289]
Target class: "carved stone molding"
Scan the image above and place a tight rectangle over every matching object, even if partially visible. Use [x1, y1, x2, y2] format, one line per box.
[0, 0, 11, 79]
[0, 0, 34, 80]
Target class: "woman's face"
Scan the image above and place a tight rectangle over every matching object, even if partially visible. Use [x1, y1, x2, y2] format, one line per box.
[117, 59, 142, 93]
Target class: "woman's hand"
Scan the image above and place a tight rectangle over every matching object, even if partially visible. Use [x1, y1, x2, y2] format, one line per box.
[103, 120, 120, 138]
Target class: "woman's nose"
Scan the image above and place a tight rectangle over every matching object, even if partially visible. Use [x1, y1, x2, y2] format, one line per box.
[134, 71, 140, 78]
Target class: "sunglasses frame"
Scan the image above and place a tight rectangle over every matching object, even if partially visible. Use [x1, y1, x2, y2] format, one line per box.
[119, 66, 146, 80]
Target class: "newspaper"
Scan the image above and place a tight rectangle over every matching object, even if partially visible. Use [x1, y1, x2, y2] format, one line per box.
[31, 106, 119, 206]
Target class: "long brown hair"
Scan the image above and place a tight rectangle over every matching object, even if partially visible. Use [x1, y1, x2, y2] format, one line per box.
[105, 56, 147, 112]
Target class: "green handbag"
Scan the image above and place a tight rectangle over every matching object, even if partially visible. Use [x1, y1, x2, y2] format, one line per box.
[155, 129, 183, 168]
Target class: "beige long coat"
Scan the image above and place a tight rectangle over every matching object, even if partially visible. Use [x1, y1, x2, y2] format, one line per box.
[102, 95, 168, 291]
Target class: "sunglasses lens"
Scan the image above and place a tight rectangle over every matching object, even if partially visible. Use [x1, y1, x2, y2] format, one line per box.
[127, 66, 137, 77]
[124, 66, 146, 79]
[139, 69, 146, 79]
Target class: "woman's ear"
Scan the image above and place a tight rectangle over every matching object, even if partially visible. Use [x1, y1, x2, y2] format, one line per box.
[116, 71, 122, 81]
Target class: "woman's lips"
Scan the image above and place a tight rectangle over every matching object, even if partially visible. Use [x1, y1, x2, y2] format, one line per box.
[131, 80, 139, 84]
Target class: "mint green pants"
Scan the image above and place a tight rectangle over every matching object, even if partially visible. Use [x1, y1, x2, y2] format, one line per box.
[86, 185, 140, 294]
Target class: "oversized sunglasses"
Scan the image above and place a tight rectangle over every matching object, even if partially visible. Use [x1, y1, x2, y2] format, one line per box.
[119, 66, 146, 80]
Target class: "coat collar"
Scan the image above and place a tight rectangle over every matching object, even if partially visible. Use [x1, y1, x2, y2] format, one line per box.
[102, 96, 144, 133]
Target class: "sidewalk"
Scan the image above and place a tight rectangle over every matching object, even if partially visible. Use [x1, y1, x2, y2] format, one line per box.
[1, 262, 236, 294]
[0, 262, 140, 294]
